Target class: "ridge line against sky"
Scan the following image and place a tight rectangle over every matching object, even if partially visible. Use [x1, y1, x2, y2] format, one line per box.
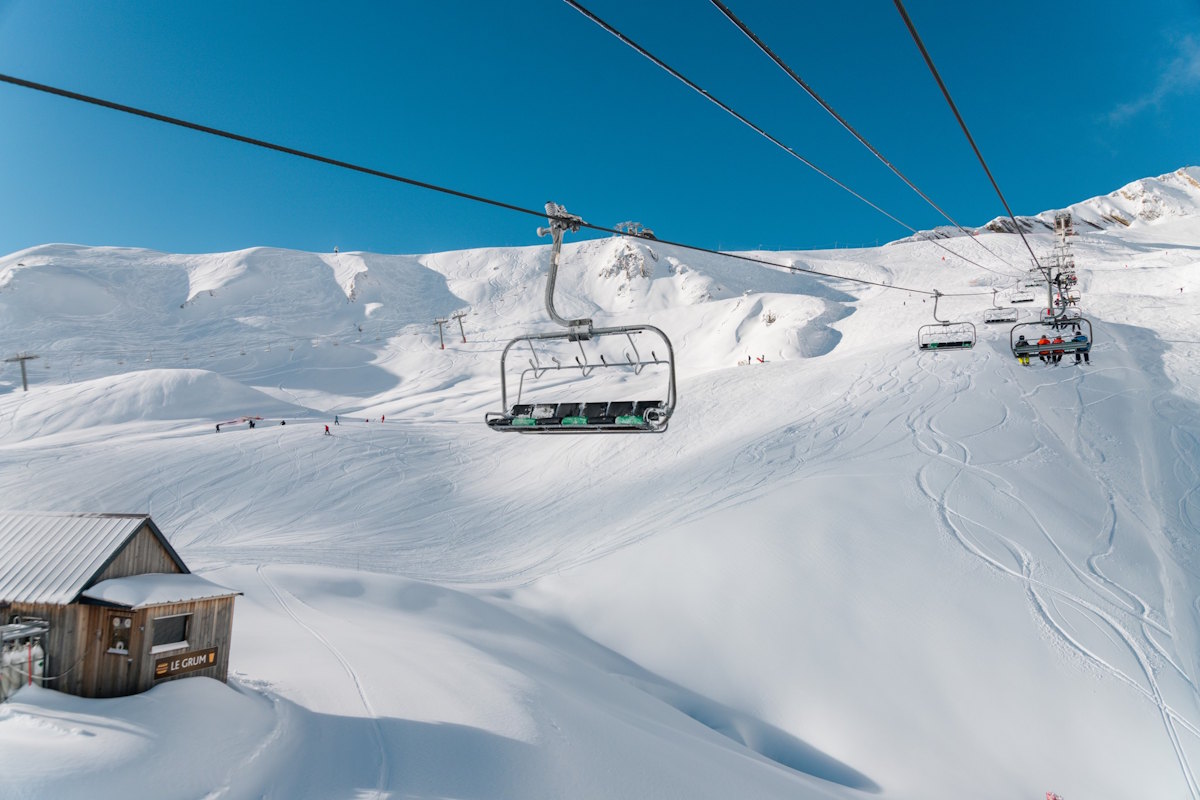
[0, 0, 1198, 257]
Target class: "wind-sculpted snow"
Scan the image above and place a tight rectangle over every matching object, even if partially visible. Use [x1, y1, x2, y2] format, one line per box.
[897, 166, 1200, 239]
[1, 191, 1199, 799]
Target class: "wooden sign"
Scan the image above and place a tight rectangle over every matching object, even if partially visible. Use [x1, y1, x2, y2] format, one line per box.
[154, 647, 218, 679]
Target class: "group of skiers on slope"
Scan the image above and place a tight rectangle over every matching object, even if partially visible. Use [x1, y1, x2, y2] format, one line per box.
[214, 413, 390, 435]
[1015, 332, 1090, 367]
[324, 414, 385, 435]
[216, 418, 273, 432]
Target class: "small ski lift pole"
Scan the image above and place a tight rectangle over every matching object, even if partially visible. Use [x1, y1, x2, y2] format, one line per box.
[5, 353, 39, 391]
[452, 311, 468, 343]
[434, 318, 448, 350]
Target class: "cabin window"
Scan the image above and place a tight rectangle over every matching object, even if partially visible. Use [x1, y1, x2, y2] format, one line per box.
[107, 614, 134, 654]
[150, 614, 190, 653]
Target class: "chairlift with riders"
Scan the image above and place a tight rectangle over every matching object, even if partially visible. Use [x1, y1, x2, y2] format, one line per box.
[1011, 317, 1093, 361]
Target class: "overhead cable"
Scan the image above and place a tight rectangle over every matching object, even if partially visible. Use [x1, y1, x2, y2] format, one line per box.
[0, 71, 991, 298]
[562, 0, 1016, 281]
[0, 73, 546, 225]
[891, 0, 1046, 275]
[709, 0, 1020, 277]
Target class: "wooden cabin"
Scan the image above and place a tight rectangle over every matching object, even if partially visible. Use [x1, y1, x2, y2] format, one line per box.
[0, 511, 239, 698]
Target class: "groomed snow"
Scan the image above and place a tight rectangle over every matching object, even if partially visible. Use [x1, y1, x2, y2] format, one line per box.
[1, 171, 1199, 799]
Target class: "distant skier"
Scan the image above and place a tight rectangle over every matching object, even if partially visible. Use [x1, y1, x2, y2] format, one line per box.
[280, 420, 286, 425]
[216, 424, 221, 432]
[324, 425, 330, 435]
[248, 419, 255, 429]
[381, 414, 385, 423]
[334, 415, 340, 426]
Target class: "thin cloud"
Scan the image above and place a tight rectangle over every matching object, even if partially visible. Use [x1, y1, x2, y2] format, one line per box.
[1108, 34, 1200, 124]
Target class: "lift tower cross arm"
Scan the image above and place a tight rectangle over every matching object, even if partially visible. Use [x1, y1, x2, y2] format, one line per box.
[4, 353, 39, 392]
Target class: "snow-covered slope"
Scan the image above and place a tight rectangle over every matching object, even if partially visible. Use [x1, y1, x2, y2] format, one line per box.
[1, 179, 1199, 799]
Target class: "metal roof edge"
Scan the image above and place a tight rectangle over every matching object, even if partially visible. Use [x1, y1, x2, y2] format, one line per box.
[71, 515, 191, 603]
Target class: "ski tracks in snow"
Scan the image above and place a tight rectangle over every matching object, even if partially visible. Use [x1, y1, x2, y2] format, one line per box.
[908, 344, 1200, 797]
[256, 564, 392, 800]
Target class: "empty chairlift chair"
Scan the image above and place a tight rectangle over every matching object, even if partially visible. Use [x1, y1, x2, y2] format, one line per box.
[918, 291, 976, 351]
[485, 203, 677, 434]
[983, 289, 1018, 324]
[1040, 305, 1082, 326]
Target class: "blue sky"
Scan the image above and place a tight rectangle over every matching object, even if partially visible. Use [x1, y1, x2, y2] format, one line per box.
[1, 0, 1198, 257]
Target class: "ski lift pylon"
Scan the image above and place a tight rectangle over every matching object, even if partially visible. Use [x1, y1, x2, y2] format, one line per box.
[486, 202, 677, 434]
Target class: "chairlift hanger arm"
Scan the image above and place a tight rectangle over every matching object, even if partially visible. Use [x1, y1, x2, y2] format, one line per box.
[931, 290, 949, 323]
[539, 202, 594, 333]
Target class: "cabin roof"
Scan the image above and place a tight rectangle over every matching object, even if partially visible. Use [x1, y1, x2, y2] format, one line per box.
[0, 511, 188, 605]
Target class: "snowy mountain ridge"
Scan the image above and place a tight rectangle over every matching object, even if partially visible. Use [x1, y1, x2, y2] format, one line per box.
[1, 173, 1200, 800]
[984, 165, 1200, 233]
[895, 165, 1200, 241]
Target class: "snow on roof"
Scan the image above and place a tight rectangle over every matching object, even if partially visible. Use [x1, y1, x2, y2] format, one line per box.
[81, 573, 239, 609]
[0, 511, 180, 605]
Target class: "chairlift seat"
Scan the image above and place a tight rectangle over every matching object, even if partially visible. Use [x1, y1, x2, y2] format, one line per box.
[984, 309, 1018, 324]
[1041, 307, 1082, 325]
[920, 339, 974, 350]
[486, 399, 669, 433]
[917, 321, 976, 351]
[1010, 318, 1093, 359]
[1012, 340, 1089, 356]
